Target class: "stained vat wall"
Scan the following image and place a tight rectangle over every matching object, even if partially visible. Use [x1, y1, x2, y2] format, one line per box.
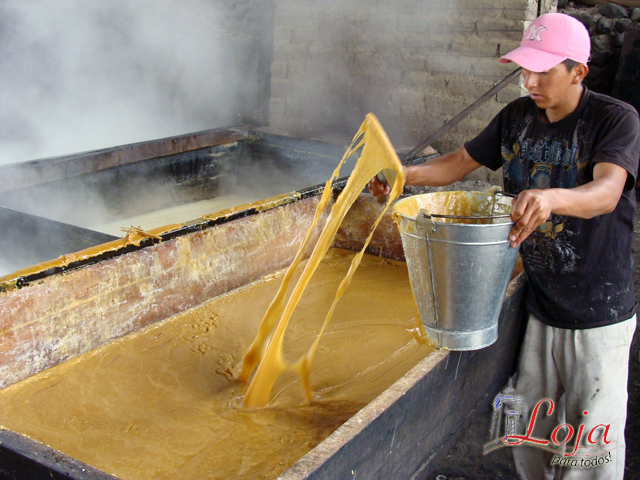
[0, 197, 327, 390]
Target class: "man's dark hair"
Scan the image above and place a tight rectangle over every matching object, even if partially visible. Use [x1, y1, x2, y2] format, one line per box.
[563, 59, 580, 71]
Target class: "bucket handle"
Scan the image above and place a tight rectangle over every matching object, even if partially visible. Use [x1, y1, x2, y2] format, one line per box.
[427, 213, 511, 220]
[491, 190, 517, 217]
[493, 190, 516, 198]
[417, 209, 439, 232]
[414, 210, 441, 330]
[417, 190, 516, 231]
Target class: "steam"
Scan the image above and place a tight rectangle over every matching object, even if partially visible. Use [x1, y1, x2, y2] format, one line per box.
[0, 0, 265, 276]
[0, 0, 253, 165]
[0, 260, 17, 277]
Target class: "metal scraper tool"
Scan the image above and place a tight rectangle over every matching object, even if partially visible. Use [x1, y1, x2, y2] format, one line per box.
[376, 169, 397, 203]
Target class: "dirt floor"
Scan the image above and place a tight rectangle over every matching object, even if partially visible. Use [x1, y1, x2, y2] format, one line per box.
[425, 192, 640, 480]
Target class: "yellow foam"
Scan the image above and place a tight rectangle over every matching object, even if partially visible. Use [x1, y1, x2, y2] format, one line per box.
[238, 114, 406, 407]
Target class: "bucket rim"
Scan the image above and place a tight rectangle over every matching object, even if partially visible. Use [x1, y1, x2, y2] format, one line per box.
[394, 210, 515, 227]
[392, 190, 515, 227]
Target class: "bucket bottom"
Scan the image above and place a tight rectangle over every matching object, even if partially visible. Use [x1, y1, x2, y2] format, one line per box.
[425, 324, 498, 351]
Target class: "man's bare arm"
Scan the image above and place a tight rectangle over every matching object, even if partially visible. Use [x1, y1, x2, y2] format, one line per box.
[368, 147, 482, 197]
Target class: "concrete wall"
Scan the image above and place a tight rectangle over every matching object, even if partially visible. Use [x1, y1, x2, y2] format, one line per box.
[267, 0, 556, 177]
[222, 0, 276, 124]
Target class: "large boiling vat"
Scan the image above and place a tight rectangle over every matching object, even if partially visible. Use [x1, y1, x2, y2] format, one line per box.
[0, 127, 355, 279]
[0, 128, 526, 479]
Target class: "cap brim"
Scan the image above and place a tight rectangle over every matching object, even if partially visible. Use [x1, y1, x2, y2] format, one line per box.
[499, 46, 567, 72]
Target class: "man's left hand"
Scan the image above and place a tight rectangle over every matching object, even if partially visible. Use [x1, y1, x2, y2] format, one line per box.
[509, 190, 552, 248]
[507, 163, 629, 248]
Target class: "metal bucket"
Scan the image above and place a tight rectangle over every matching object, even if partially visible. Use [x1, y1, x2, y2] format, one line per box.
[393, 191, 519, 350]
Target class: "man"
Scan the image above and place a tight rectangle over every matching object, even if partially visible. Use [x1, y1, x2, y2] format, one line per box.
[369, 13, 639, 480]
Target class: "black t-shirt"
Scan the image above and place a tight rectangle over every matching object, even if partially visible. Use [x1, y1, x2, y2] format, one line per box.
[465, 88, 640, 329]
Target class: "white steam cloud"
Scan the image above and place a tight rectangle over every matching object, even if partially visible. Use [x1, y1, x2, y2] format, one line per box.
[0, 0, 252, 165]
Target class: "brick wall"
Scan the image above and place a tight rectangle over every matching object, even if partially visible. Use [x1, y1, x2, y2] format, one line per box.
[267, 0, 556, 179]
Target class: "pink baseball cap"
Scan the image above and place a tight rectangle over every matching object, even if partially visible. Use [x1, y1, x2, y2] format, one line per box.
[500, 13, 590, 72]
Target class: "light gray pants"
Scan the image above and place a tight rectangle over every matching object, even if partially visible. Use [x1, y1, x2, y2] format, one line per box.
[513, 314, 636, 480]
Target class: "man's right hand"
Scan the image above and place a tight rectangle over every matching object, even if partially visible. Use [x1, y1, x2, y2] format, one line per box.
[367, 175, 391, 199]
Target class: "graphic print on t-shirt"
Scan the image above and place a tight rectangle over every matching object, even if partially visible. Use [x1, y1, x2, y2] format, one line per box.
[501, 115, 594, 275]
[464, 89, 639, 327]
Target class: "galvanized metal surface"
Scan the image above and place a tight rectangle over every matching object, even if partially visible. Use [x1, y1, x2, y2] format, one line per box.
[397, 197, 519, 351]
[0, 428, 119, 480]
[0, 207, 118, 274]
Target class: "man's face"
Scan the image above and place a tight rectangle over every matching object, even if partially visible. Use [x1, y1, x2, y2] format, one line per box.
[522, 63, 578, 110]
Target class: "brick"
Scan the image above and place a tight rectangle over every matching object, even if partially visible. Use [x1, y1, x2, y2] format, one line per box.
[344, 15, 379, 31]
[465, 166, 496, 184]
[401, 71, 446, 91]
[364, 11, 399, 31]
[377, 1, 422, 16]
[450, 40, 500, 57]
[503, 7, 528, 21]
[270, 78, 292, 97]
[469, 100, 505, 124]
[374, 102, 401, 120]
[273, 27, 295, 43]
[270, 60, 288, 80]
[285, 59, 319, 77]
[404, 32, 438, 49]
[294, 27, 345, 45]
[475, 19, 525, 41]
[399, 107, 429, 138]
[269, 0, 532, 144]
[498, 40, 521, 56]
[275, 6, 317, 24]
[287, 27, 323, 45]
[361, 69, 403, 90]
[303, 42, 336, 55]
[313, 10, 339, 28]
[398, 14, 433, 34]
[426, 55, 470, 75]
[467, 57, 515, 77]
[426, 54, 513, 78]
[497, 83, 525, 104]
[398, 113, 442, 144]
[425, 95, 471, 116]
[273, 40, 311, 56]
[282, 98, 317, 120]
[269, 97, 287, 117]
[455, 6, 508, 19]
[398, 54, 429, 73]
[455, 0, 527, 9]
[446, 76, 495, 98]
[396, 89, 427, 108]
[274, 2, 316, 21]
[271, 115, 310, 137]
[274, 14, 315, 31]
